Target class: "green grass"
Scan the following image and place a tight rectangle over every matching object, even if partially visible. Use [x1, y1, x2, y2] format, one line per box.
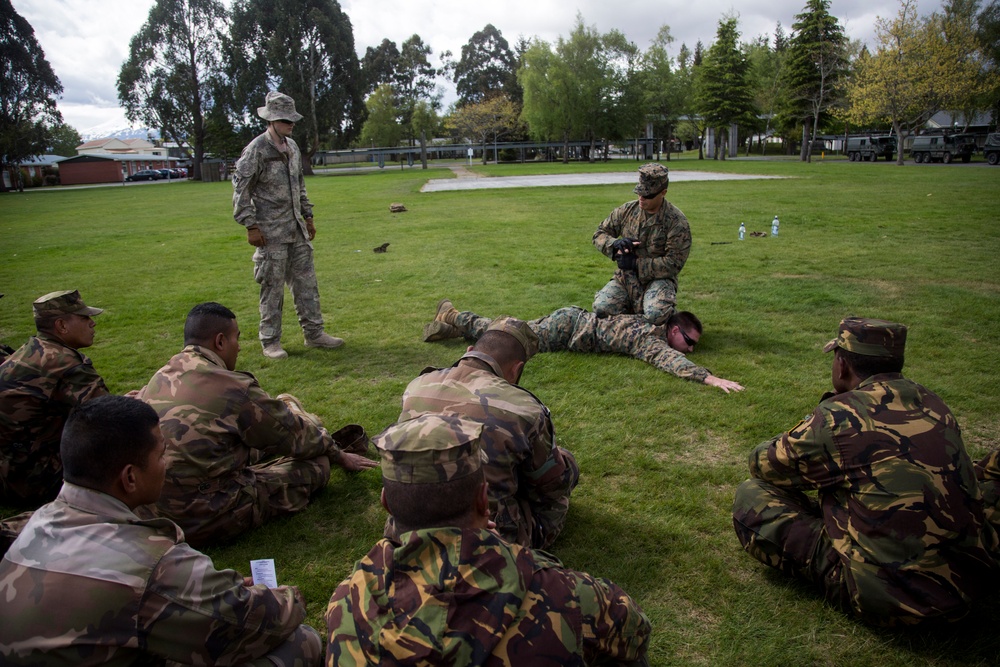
[2, 158, 1000, 665]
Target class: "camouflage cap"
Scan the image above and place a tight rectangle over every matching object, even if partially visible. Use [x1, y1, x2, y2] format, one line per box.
[634, 163, 669, 196]
[257, 91, 304, 123]
[32, 290, 103, 319]
[823, 317, 907, 358]
[487, 316, 539, 360]
[374, 414, 487, 484]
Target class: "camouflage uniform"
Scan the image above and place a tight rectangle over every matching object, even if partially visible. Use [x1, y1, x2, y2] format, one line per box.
[732, 318, 999, 626]
[454, 306, 711, 382]
[325, 414, 651, 666]
[396, 351, 579, 549]
[233, 124, 325, 346]
[975, 449, 1000, 539]
[0, 482, 322, 666]
[593, 164, 691, 325]
[133, 345, 337, 547]
[0, 333, 108, 504]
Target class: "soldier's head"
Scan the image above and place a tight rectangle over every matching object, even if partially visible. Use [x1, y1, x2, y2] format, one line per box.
[258, 91, 302, 139]
[375, 414, 490, 534]
[635, 163, 669, 213]
[184, 302, 241, 371]
[469, 316, 539, 384]
[824, 317, 906, 391]
[664, 311, 702, 354]
[61, 395, 166, 508]
[32, 290, 103, 349]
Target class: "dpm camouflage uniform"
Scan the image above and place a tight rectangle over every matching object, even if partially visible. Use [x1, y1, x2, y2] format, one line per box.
[233, 130, 325, 345]
[454, 306, 710, 382]
[975, 449, 1000, 540]
[325, 527, 651, 666]
[133, 345, 336, 547]
[0, 482, 322, 666]
[395, 352, 579, 550]
[0, 334, 108, 504]
[592, 167, 691, 325]
[732, 374, 999, 626]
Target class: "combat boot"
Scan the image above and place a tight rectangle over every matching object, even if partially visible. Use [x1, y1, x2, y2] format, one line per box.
[262, 342, 288, 359]
[304, 332, 345, 349]
[423, 321, 463, 342]
[434, 298, 459, 325]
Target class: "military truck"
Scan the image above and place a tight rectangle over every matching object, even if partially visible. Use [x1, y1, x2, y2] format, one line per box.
[983, 133, 1000, 166]
[909, 133, 976, 163]
[845, 135, 896, 162]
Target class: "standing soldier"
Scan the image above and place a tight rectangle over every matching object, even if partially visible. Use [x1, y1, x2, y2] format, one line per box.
[592, 163, 691, 325]
[0, 290, 108, 505]
[233, 91, 344, 359]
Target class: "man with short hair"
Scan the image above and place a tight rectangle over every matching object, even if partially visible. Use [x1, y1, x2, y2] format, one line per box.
[425, 299, 744, 392]
[0, 395, 323, 666]
[133, 302, 377, 547]
[325, 413, 651, 665]
[593, 163, 691, 325]
[233, 90, 343, 359]
[394, 316, 578, 550]
[0, 290, 109, 504]
[732, 317, 998, 626]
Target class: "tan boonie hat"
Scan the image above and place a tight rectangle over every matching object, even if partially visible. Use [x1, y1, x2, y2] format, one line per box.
[374, 414, 487, 484]
[823, 317, 907, 359]
[634, 163, 669, 197]
[32, 290, 103, 319]
[257, 91, 303, 122]
[487, 316, 539, 359]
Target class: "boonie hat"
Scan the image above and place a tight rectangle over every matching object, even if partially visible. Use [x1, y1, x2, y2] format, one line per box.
[823, 317, 907, 359]
[486, 316, 539, 360]
[634, 163, 669, 197]
[374, 414, 487, 484]
[32, 290, 103, 320]
[257, 91, 303, 122]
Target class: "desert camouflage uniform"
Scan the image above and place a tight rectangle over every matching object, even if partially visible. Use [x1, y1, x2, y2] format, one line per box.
[325, 527, 651, 666]
[0, 482, 322, 666]
[395, 353, 579, 549]
[732, 373, 999, 625]
[592, 197, 691, 325]
[454, 306, 710, 382]
[0, 334, 108, 504]
[233, 130, 325, 345]
[133, 345, 337, 547]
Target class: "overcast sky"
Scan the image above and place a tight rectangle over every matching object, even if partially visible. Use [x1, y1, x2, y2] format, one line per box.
[13, 0, 946, 133]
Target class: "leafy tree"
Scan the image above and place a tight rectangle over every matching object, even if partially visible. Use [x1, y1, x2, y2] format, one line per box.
[696, 17, 756, 160]
[361, 38, 400, 96]
[782, 0, 848, 161]
[359, 83, 402, 148]
[395, 34, 441, 142]
[410, 99, 440, 168]
[445, 94, 523, 164]
[0, 0, 62, 190]
[451, 24, 519, 106]
[518, 38, 574, 157]
[979, 0, 1000, 122]
[47, 122, 82, 156]
[744, 28, 789, 155]
[118, 0, 227, 180]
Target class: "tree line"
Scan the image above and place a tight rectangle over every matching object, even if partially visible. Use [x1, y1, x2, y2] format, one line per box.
[2, 0, 998, 183]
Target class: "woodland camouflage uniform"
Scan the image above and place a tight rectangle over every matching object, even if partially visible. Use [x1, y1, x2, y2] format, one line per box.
[975, 449, 1000, 541]
[325, 414, 651, 666]
[0, 482, 322, 666]
[732, 318, 999, 626]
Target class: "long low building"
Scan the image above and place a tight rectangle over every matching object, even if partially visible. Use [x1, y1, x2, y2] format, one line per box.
[57, 154, 179, 185]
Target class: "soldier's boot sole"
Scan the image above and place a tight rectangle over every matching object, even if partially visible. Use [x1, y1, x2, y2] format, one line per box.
[423, 321, 464, 342]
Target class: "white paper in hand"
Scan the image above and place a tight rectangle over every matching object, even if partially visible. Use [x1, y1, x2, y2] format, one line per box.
[250, 559, 278, 588]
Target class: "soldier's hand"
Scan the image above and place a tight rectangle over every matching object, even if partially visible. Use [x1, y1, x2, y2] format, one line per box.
[704, 375, 745, 393]
[305, 217, 316, 241]
[338, 451, 379, 472]
[616, 251, 637, 272]
[611, 237, 639, 255]
[247, 226, 266, 247]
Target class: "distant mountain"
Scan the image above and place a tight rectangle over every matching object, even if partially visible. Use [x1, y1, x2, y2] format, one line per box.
[79, 120, 160, 142]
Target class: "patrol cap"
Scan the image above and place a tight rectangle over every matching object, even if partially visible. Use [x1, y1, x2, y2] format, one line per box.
[823, 317, 907, 359]
[32, 290, 103, 320]
[634, 163, 669, 197]
[487, 316, 539, 360]
[257, 91, 303, 122]
[374, 414, 487, 484]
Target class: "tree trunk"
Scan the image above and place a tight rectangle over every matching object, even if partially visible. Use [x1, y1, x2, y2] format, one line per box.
[420, 130, 428, 169]
[799, 122, 809, 162]
[893, 120, 905, 166]
[562, 132, 570, 164]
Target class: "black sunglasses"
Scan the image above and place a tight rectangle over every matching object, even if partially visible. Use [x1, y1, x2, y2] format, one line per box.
[679, 328, 697, 348]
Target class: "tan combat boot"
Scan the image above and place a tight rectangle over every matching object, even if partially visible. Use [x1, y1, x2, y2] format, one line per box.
[434, 298, 459, 325]
[304, 332, 345, 349]
[262, 342, 288, 359]
[422, 321, 463, 342]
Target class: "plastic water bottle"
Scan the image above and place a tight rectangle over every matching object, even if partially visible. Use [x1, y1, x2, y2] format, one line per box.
[771, 215, 779, 237]
[739, 222, 746, 240]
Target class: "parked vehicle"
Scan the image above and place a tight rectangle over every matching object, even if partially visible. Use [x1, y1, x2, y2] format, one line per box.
[156, 169, 175, 179]
[845, 135, 896, 162]
[983, 133, 1000, 166]
[125, 170, 161, 182]
[910, 133, 976, 164]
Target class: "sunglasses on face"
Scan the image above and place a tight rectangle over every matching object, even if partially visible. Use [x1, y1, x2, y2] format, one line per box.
[679, 329, 697, 348]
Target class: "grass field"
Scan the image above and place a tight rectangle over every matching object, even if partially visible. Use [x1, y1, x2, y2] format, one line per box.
[2, 155, 999, 665]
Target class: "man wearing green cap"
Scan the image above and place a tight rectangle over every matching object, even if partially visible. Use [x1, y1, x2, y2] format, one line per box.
[325, 413, 651, 665]
[0, 290, 109, 505]
[592, 163, 691, 325]
[391, 316, 578, 550]
[732, 317, 998, 626]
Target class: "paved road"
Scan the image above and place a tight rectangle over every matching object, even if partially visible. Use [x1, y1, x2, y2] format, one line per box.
[420, 169, 786, 192]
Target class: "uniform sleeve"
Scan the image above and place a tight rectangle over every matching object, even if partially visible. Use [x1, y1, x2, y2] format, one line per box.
[749, 408, 842, 490]
[232, 143, 260, 228]
[55, 360, 109, 406]
[637, 206, 691, 284]
[520, 408, 578, 550]
[296, 146, 314, 220]
[630, 332, 709, 382]
[140, 542, 307, 665]
[238, 383, 334, 461]
[571, 570, 651, 665]
[976, 448, 1000, 483]
[593, 206, 625, 259]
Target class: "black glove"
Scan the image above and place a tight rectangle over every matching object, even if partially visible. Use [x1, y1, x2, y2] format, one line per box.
[611, 237, 637, 256]
[616, 252, 637, 271]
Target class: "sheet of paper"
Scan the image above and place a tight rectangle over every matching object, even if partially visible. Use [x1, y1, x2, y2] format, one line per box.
[250, 559, 278, 588]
